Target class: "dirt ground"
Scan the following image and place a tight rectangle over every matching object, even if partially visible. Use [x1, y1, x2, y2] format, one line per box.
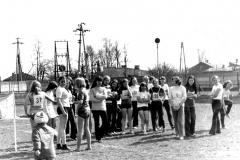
[0, 103, 240, 160]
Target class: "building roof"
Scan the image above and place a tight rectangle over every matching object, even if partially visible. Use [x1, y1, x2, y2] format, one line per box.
[3, 72, 36, 81]
[188, 62, 213, 73]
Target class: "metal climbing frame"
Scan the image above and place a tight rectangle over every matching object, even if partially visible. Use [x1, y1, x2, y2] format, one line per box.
[54, 40, 71, 80]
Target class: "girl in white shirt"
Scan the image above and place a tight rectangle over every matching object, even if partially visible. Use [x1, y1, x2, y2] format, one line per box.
[56, 76, 71, 150]
[137, 82, 151, 134]
[159, 76, 174, 129]
[223, 80, 233, 118]
[89, 76, 108, 143]
[129, 77, 139, 129]
[45, 81, 58, 130]
[24, 80, 55, 130]
[220, 80, 233, 129]
[169, 76, 187, 140]
[209, 75, 223, 135]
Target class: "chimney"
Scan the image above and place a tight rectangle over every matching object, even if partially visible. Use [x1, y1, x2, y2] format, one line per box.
[134, 65, 140, 70]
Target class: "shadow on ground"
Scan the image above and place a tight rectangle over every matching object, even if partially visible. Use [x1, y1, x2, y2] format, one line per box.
[0, 151, 33, 160]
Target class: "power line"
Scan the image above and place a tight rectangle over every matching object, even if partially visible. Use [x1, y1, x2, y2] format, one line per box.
[73, 23, 90, 78]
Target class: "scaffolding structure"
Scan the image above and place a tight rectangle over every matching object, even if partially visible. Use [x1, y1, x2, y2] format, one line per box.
[54, 40, 71, 80]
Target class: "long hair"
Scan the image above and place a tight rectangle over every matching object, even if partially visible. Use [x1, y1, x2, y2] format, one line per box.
[119, 78, 129, 91]
[223, 80, 233, 89]
[110, 79, 119, 91]
[91, 75, 103, 89]
[58, 76, 66, 85]
[45, 81, 58, 92]
[103, 75, 111, 86]
[185, 75, 197, 93]
[75, 77, 86, 88]
[173, 76, 182, 86]
[85, 78, 90, 89]
[30, 80, 41, 94]
[129, 77, 138, 86]
[139, 82, 148, 92]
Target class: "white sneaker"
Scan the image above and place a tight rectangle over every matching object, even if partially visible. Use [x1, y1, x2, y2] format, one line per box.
[179, 137, 184, 140]
[121, 131, 125, 135]
[226, 114, 232, 119]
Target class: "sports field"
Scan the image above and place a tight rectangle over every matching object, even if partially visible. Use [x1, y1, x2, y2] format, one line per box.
[0, 102, 240, 160]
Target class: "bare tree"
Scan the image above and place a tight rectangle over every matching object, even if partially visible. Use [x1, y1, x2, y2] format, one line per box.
[102, 38, 116, 67]
[148, 62, 178, 80]
[86, 45, 98, 77]
[123, 44, 130, 77]
[38, 59, 54, 81]
[32, 38, 44, 80]
[97, 49, 106, 67]
[113, 41, 121, 68]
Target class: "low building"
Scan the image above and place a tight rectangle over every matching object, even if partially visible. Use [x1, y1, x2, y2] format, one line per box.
[103, 65, 150, 79]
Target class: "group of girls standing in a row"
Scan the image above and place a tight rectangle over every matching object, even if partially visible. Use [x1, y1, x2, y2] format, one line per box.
[24, 74, 234, 153]
[90, 74, 198, 141]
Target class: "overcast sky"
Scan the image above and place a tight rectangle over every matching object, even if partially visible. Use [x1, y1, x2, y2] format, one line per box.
[1, 0, 240, 79]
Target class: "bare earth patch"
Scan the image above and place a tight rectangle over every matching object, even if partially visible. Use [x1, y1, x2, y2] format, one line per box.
[0, 103, 240, 160]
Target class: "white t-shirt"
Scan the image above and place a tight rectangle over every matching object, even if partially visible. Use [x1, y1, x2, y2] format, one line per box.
[211, 83, 223, 100]
[90, 87, 107, 111]
[27, 91, 47, 114]
[130, 85, 139, 101]
[169, 86, 187, 106]
[147, 83, 153, 90]
[161, 84, 170, 100]
[222, 89, 230, 99]
[137, 91, 150, 108]
[56, 86, 71, 107]
[45, 91, 57, 118]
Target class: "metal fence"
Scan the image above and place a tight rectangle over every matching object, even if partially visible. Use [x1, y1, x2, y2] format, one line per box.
[0, 81, 28, 93]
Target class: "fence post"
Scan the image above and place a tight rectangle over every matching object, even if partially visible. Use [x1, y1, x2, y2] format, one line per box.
[209, 73, 211, 90]
[237, 72, 239, 90]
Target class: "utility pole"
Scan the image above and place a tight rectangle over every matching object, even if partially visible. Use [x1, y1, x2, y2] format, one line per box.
[73, 23, 90, 78]
[12, 38, 24, 81]
[180, 42, 187, 82]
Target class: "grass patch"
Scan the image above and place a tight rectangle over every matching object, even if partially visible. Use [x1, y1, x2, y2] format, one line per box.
[1, 103, 240, 160]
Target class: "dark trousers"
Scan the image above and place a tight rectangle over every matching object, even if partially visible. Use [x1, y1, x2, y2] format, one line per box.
[151, 101, 165, 130]
[116, 105, 122, 130]
[224, 100, 233, 115]
[92, 110, 108, 141]
[66, 104, 77, 139]
[163, 100, 174, 128]
[209, 100, 221, 135]
[106, 102, 118, 132]
[132, 101, 138, 127]
[184, 106, 196, 136]
[220, 105, 226, 128]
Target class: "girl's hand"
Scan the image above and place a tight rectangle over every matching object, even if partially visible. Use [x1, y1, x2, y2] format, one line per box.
[63, 112, 68, 118]
[35, 150, 40, 156]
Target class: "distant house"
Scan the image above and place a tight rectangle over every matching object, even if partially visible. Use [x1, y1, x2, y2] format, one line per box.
[103, 65, 149, 78]
[188, 62, 213, 73]
[3, 72, 36, 81]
